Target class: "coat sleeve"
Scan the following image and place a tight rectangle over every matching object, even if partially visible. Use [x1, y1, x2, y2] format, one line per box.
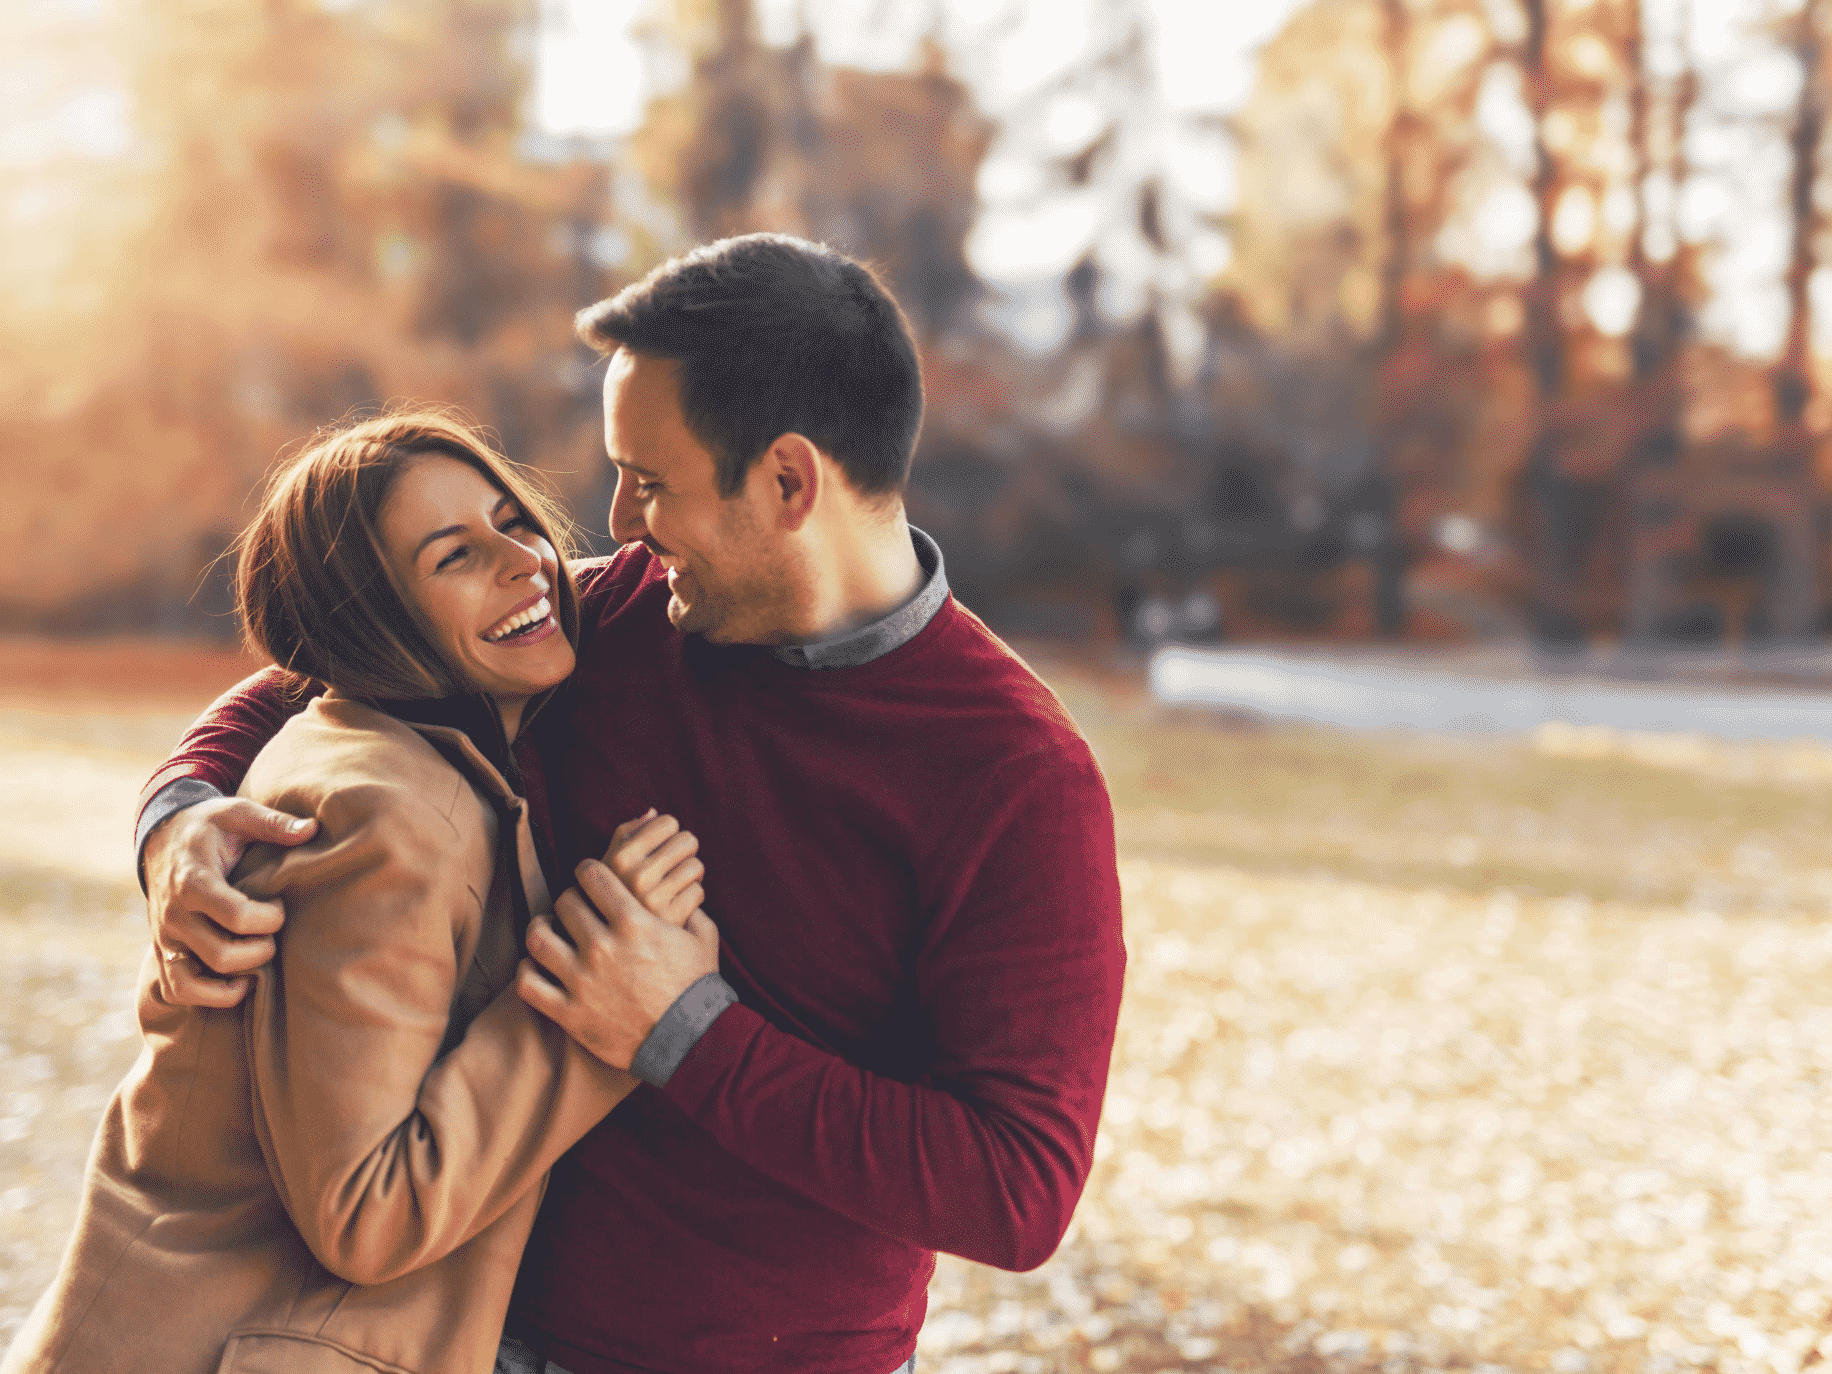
[660, 744, 1127, 1272]
[237, 778, 637, 1286]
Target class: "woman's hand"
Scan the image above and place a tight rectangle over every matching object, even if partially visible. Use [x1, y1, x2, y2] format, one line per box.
[518, 860, 721, 1073]
[600, 810, 704, 928]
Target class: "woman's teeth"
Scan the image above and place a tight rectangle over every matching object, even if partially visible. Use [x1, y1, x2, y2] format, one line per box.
[485, 597, 551, 642]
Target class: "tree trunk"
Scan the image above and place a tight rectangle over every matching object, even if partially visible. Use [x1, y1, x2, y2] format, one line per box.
[1770, 0, 1825, 639]
[1370, 0, 1411, 638]
[1624, 0, 1693, 643]
[1778, 0, 1823, 446]
[1519, 0, 1583, 646]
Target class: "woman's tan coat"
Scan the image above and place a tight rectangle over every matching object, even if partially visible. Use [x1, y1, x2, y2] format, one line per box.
[3, 695, 635, 1374]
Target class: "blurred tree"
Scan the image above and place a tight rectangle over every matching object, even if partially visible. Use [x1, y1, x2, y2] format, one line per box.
[1366, 0, 1502, 637]
[1226, 0, 1508, 641]
[1777, 0, 1826, 457]
[1760, 0, 1825, 637]
[1613, 0, 1820, 647]
[1513, 0, 1631, 647]
[2, 0, 617, 632]
[1621, 0, 1705, 642]
[626, 0, 989, 338]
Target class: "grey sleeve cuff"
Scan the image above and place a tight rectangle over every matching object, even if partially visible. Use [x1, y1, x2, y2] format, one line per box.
[135, 778, 226, 889]
[629, 972, 737, 1088]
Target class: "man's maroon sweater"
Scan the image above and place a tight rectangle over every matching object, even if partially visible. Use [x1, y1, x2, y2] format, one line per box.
[141, 547, 1126, 1374]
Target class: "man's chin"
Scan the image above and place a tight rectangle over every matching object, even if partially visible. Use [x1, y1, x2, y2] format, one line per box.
[666, 593, 715, 637]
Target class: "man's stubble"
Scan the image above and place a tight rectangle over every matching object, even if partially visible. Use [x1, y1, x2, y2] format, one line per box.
[663, 497, 800, 646]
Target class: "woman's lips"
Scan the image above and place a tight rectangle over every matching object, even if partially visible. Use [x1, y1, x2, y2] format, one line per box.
[483, 594, 551, 641]
[487, 613, 560, 649]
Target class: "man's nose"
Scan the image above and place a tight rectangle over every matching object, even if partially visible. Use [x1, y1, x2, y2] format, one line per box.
[608, 474, 644, 545]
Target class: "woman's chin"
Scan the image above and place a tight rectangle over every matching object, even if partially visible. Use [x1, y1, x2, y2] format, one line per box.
[474, 618, 575, 699]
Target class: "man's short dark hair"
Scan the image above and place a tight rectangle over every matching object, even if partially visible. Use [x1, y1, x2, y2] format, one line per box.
[576, 234, 924, 500]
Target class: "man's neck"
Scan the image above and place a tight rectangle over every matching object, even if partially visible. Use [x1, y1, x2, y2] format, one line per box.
[789, 512, 923, 644]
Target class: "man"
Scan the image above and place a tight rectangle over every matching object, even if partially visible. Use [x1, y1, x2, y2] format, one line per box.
[137, 233, 1126, 1374]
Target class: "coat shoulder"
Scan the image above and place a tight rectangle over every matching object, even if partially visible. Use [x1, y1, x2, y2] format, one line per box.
[240, 698, 491, 861]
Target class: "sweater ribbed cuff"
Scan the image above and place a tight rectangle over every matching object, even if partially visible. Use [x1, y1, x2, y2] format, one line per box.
[135, 777, 225, 890]
[629, 972, 737, 1088]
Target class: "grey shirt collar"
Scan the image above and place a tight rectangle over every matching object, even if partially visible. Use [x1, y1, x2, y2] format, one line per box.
[768, 527, 948, 670]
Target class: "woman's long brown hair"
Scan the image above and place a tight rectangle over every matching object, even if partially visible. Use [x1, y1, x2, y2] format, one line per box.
[234, 409, 581, 700]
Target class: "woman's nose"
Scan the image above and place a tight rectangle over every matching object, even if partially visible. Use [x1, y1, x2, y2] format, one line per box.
[497, 531, 544, 581]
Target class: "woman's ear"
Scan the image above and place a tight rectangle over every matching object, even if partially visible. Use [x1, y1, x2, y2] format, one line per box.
[763, 433, 822, 531]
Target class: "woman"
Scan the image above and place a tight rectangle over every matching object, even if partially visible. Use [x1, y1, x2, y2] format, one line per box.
[4, 412, 702, 1374]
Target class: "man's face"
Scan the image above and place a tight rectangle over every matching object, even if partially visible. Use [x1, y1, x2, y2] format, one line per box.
[602, 350, 795, 644]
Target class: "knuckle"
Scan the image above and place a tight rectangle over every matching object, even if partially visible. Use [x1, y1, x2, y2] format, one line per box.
[220, 904, 261, 937]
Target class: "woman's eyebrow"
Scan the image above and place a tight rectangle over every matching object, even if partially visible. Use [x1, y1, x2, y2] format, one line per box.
[413, 498, 514, 558]
[413, 524, 467, 558]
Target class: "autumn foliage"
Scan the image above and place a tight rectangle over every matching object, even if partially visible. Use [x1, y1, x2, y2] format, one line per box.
[3, 0, 1828, 647]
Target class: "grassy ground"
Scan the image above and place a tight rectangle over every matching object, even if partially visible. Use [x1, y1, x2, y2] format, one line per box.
[2, 638, 1830, 1373]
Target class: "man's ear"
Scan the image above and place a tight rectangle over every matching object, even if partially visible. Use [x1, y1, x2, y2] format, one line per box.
[761, 433, 822, 531]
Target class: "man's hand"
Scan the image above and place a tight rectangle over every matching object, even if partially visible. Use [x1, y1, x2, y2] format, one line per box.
[518, 858, 720, 1071]
[601, 809, 704, 928]
[143, 797, 317, 1008]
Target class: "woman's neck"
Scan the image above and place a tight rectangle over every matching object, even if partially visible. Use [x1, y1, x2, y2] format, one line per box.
[496, 694, 527, 743]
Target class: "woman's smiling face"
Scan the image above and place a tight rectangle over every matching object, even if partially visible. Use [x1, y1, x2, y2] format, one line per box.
[379, 453, 575, 711]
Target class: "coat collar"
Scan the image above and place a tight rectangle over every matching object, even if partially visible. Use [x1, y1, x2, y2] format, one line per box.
[327, 687, 552, 804]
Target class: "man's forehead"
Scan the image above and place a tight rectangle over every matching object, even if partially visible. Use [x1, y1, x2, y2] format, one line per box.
[603, 350, 676, 427]
[603, 353, 715, 477]
[604, 347, 677, 394]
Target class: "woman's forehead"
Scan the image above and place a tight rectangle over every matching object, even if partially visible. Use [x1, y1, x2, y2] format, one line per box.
[381, 455, 507, 547]
[397, 455, 503, 510]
